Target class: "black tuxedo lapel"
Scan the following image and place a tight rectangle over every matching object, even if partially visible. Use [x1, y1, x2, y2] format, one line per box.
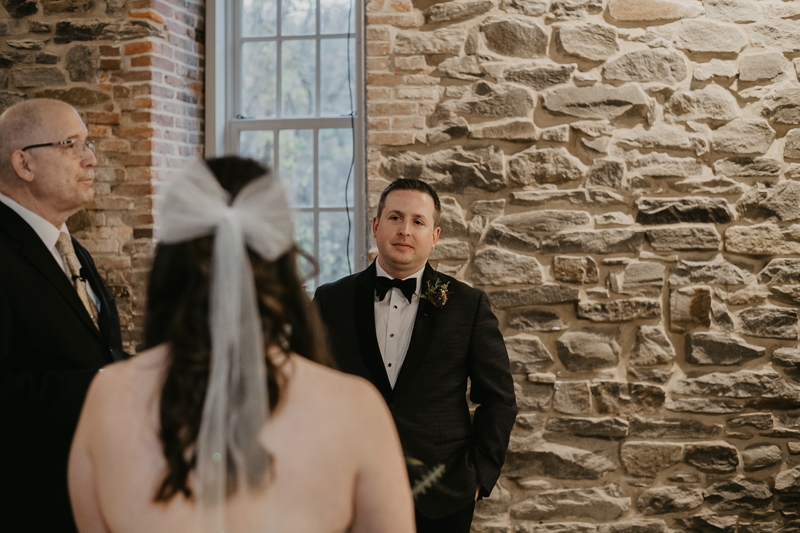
[0, 204, 102, 339]
[353, 262, 393, 402]
[393, 263, 439, 398]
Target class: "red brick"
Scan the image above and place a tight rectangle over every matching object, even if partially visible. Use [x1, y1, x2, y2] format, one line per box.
[121, 213, 154, 226]
[88, 124, 113, 138]
[99, 59, 121, 70]
[116, 126, 154, 138]
[98, 139, 131, 153]
[124, 41, 155, 55]
[125, 167, 154, 181]
[112, 183, 153, 196]
[164, 74, 186, 88]
[93, 195, 135, 210]
[112, 70, 160, 83]
[117, 97, 154, 111]
[151, 141, 176, 154]
[130, 10, 166, 23]
[113, 86, 131, 98]
[99, 45, 121, 57]
[115, 154, 154, 167]
[86, 112, 121, 125]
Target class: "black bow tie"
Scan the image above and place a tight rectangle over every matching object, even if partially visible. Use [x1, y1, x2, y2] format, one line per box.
[375, 276, 416, 303]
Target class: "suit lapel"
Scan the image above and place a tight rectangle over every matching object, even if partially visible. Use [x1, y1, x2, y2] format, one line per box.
[0, 203, 102, 339]
[72, 237, 123, 360]
[353, 262, 393, 403]
[393, 264, 439, 398]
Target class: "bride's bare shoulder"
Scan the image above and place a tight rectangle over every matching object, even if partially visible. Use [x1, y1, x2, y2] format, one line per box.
[289, 357, 387, 414]
[84, 345, 169, 407]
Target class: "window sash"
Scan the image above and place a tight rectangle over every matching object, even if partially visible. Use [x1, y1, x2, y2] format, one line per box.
[205, 0, 368, 285]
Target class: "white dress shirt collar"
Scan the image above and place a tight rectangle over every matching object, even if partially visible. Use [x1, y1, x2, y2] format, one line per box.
[0, 193, 68, 250]
[0, 193, 101, 312]
[375, 260, 425, 297]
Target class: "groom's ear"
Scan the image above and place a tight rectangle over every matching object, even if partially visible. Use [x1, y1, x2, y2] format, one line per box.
[372, 215, 380, 237]
[432, 226, 440, 247]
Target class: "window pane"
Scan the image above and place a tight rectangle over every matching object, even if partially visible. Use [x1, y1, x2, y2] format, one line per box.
[292, 210, 316, 288]
[242, 0, 277, 37]
[319, 211, 353, 286]
[281, 0, 316, 36]
[318, 128, 353, 208]
[239, 130, 275, 170]
[321, 0, 354, 35]
[281, 40, 316, 117]
[320, 38, 355, 117]
[242, 42, 277, 117]
[279, 129, 314, 208]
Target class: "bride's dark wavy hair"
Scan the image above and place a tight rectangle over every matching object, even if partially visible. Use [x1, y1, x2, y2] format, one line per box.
[144, 156, 333, 502]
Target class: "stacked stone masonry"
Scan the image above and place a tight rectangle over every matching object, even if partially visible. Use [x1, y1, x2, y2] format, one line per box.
[368, 0, 800, 530]
[0, 0, 204, 352]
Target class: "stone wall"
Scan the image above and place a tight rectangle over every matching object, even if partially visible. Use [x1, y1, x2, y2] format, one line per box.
[0, 0, 204, 351]
[367, 0, 800, 530]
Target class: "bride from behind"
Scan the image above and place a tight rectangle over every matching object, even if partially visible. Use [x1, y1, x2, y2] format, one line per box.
[68, 157, 415, 533]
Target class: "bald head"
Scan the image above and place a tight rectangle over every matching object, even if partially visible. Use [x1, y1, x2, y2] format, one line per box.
[0, 99, 81, 184]
[0, 98, 96, 227]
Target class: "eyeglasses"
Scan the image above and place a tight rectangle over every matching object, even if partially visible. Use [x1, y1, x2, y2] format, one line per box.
[21, 138, 96, 157]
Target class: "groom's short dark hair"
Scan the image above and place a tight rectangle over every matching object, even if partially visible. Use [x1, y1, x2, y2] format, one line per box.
[377, 178, 441, 227]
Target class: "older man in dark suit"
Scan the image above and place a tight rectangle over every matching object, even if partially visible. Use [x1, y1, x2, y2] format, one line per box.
[0, 99, 125, 532]
[314, 178, 517, 532]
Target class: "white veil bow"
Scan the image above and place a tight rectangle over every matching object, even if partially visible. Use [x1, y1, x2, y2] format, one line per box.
[155, 158, 294, 533]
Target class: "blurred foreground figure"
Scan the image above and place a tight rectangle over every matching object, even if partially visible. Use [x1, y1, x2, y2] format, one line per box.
[0, 98, 125, 533]
[68, 157, 414, 533]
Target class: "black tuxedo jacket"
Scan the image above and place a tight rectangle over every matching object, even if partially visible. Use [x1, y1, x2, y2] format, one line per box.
[0, 202, 125, 532]
[314, 262, 517, 519]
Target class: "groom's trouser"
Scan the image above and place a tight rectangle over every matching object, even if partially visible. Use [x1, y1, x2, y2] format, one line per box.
[415, 501, 476, 533]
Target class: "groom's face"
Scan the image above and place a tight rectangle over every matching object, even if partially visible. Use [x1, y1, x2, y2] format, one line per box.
[372, 189, 440, 279]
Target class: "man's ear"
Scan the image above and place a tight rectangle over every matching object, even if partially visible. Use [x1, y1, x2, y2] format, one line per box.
[372, 216, 379, 238]
[432, 226, 440, 247]
[11, 150, 35, 183]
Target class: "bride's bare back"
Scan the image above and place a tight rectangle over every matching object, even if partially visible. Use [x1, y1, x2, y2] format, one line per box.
[69, 344, 415, 533]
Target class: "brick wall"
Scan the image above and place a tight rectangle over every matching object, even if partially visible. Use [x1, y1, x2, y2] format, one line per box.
[0, 0, 204, 352]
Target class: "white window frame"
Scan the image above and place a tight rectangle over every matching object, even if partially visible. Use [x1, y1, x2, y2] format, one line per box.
[205, 0, 369, 280]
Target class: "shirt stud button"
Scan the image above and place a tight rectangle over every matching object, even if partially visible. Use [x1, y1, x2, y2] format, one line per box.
[388, 363, 392, 367]
[390, 333, 395, 338]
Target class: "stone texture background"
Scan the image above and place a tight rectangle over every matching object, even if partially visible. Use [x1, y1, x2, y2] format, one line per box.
[367, 0, 800, 530]
[0, 0, 203, 352]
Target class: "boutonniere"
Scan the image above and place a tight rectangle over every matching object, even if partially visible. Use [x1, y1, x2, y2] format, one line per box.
[420, 279, 450, 308]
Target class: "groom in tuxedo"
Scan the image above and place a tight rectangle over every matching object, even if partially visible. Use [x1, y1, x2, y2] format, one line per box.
[0, 99, 126, 532]
[314, 179, 517, 532]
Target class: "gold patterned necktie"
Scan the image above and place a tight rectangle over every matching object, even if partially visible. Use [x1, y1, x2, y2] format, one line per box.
[55, 232, 99, 329]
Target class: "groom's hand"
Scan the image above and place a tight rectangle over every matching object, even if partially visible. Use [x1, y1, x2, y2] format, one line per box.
[475, 485, 481, 501]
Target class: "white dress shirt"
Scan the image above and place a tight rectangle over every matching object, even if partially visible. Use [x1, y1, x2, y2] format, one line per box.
[0, 193, 100, 310]
[374, 261, 425, 388]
